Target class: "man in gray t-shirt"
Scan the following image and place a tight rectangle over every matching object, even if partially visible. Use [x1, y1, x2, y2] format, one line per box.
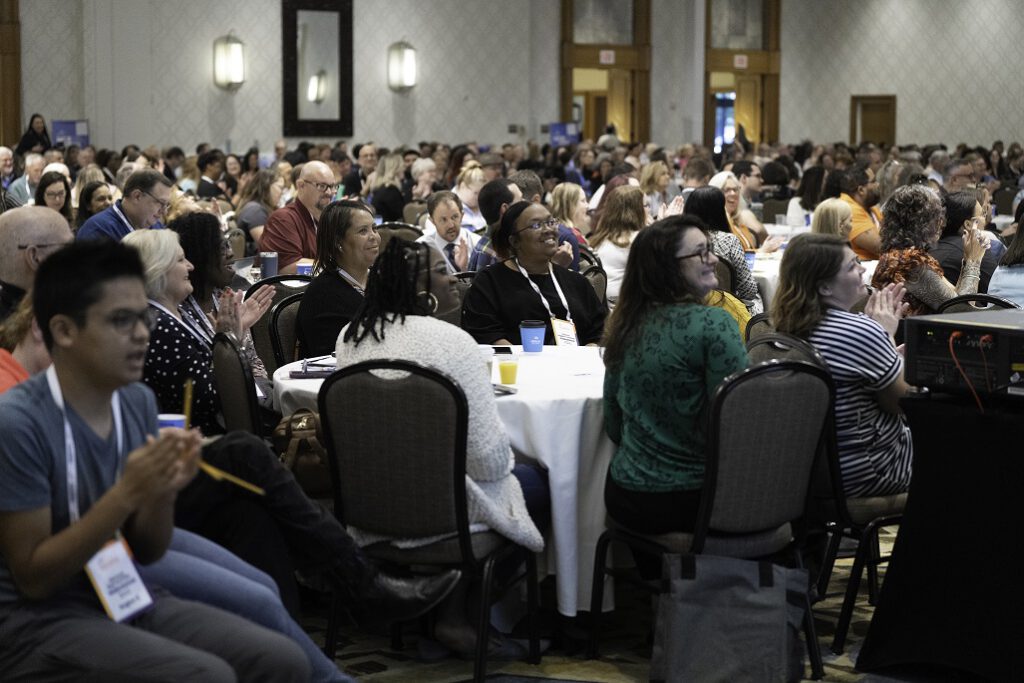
[0, 240, 308, 680]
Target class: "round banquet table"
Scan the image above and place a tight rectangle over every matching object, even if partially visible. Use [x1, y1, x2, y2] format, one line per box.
[273, 345, 616, 616]
[749, 249, 877, 309]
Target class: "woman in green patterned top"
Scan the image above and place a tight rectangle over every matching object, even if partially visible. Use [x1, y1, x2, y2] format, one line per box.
[602, 215, 748, 536]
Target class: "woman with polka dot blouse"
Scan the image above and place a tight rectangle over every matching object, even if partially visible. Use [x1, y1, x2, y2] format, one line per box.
[124, 229, 274, 435]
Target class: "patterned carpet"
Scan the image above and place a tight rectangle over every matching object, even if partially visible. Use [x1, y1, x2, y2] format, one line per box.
[300, 529, 900, 682]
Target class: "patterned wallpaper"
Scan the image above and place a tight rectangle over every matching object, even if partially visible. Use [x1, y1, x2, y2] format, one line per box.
[19, 0, 568, 153]
[650, 0, 705, 148]
[20, 0, 84, 127]
[779, 0, 1024, 147]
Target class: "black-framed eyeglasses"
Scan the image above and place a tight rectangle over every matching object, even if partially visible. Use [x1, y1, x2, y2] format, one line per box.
[677, 247, 714, 264]
[105, 308, 160, 334]
[141, 190, 170, 212]
[516, 218, 559, 234]
[306, 180, 340, 194]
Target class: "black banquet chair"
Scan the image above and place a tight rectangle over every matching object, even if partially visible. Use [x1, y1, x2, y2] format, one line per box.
[317, 359, 540, 681]
[587, 360, 832, 679]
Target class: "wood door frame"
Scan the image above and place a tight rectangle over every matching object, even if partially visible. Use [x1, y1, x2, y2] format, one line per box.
[0, 0, 21, 148]
[849, 95, 897, 146]
[702, 0, 781, 147]
[560, 0, 651, 143]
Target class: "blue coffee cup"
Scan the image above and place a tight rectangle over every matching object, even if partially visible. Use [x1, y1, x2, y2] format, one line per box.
[259, 251, 279, 278]
[520, 320, 545, 353]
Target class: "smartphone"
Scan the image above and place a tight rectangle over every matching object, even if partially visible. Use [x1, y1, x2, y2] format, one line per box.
[492, 346, 513, 354]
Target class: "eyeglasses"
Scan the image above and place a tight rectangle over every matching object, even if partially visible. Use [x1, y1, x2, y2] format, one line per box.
[45, 190, 67, 200]
[141, 190, 170, 212]
[105, 308, 160, 334]
[677, 247, 714, 264]
[516, 218, 559, 234]
[306, 180, 340, 194]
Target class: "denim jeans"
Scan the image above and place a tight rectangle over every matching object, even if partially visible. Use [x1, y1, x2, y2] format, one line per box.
[140, 528, 352, 683]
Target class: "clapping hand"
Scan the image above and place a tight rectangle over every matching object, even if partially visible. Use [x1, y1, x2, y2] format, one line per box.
[657, 196, 685, 220]
[453, 238, 469, 271]
[237, 284, 275, 331]
[551, 241, 574, 268]
[865, 282, 909, 338]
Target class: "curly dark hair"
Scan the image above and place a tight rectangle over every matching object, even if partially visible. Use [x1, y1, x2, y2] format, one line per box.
[880, 185, 945, 251]
[168, 211, 223, 303]
[343, 238, 434, 346]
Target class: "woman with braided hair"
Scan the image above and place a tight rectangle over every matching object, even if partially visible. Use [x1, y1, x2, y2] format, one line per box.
[335, 237, 549, 658]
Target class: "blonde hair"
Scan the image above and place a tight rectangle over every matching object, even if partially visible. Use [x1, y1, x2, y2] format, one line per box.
[639, 161, 669, 194]
[589, 185, 645, 249]
[370, 153, 404, 191]
[123, 229, 182, 299]
[811, 198, 853, 237]
[549, 182, 584, 228]
[455, 160, 485, 189]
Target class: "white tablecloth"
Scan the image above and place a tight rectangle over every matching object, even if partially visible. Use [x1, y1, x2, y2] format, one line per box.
[750, 250, 878, 308]
[273, 346, 615, 616]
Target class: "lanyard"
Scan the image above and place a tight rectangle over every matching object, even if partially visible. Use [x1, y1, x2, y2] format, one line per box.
[336, 268, 366, 294]
[148, 299, 212, 348]
[180, 296, 216, 346]
[45, 366, 124, 524]
[111, 201, 136, 233]
[514, 259, 573, 324]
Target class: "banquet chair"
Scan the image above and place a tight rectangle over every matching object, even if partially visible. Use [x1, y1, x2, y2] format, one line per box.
[245, 273, 313, 375]
[588, 360, 832, 679]
[211, 332, 263, 436]
[809, 418, 906, 655]
[269, 292, 304, 368]
[225, 226, 246, 261]
[746, 331, 828, 369]
[993, 186, 1015, 216]
[744, 311, 774, 342]
[577, 244, 601, 271]
[377, 222, 424, 252]
[714, 258, 735, 296]
[403, 200, 427, 226]
[936, 293, 1019, 313]
[762, 199, 790, 224]
[581, 261, 609, 308]
[317, 360, 540, 681]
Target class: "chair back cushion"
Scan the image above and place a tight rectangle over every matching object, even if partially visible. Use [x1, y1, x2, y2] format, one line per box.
[746, 331, 829, 369]
[270, 293, 304, 367]
[581, 263, 608, 308]
[211, 332, 262, 435]
[245, 274, 313, 374]
[703, 361, 833, 538]
[318, 360, 469, 539]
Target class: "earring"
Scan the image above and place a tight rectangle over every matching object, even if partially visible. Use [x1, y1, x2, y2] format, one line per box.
[417, 291, 438, 314]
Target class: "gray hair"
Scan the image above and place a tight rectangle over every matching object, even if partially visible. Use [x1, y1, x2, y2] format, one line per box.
[410, 157, 436, 181]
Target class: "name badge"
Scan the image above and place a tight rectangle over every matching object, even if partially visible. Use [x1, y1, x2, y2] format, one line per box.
[551, 318, 579, 347]
[85, 537, 154, 623]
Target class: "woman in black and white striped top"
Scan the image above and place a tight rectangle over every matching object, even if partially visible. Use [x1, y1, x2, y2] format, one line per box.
[772, 233, 913, 497]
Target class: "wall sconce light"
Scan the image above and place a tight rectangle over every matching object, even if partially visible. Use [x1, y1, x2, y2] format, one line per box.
[307, 69, 327, 104]
[387, 41, 417, 91]
[213, 32, 245, 90]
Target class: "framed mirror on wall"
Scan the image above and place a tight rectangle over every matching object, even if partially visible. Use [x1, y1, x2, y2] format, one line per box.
[282, 0, 353, 137]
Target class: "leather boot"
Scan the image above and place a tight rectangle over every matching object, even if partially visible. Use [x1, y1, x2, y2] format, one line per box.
[354, 569, 462, 626]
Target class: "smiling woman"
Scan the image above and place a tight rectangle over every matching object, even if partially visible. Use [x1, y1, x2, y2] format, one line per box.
[296, 199, 380, 357]
[461, 201, 607, 346]
[601, 215, 748, 539]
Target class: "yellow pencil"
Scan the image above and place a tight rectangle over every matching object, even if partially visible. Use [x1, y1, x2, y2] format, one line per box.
[182, 378, 194, 430]
[182, 378, 265, 495]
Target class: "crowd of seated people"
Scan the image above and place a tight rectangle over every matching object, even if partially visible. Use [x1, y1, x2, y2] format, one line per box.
[1, 122, 1024, 679]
